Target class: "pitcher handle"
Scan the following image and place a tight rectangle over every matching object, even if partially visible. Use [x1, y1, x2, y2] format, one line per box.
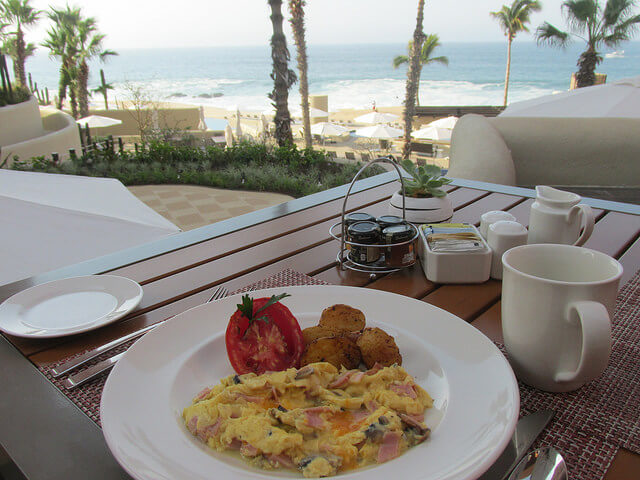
[569, 204, 595, 246]
[554, 300, 611, 384]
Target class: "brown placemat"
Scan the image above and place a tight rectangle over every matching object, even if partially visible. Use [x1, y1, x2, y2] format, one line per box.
[504, 268, 640, 480]
[38, 268, 329, 426]
[38, 268, 640, 479]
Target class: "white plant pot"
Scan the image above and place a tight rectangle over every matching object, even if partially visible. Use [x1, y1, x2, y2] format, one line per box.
[388, 190, 453, 223]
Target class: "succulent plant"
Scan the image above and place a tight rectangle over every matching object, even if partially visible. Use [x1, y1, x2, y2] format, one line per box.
[399, 158, 452, 198]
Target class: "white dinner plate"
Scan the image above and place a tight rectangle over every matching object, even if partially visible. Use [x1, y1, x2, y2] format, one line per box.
[101, 285, 519, 480]
[0, 275, 143, 338]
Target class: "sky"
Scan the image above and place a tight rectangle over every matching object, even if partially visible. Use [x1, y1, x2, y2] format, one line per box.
[25, 0, 568, 49]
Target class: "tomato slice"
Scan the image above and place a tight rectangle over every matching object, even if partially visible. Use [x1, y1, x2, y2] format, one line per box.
[225, 297, 304, 375]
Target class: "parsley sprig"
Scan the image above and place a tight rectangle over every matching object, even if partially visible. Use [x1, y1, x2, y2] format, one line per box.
[237, 292, 291, 328]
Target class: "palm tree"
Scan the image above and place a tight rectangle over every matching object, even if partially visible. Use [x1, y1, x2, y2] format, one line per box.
[74, 16, 116, 117]
[393, 34, 448, 106]
[491, 0, 542, 106]
[268, 0, 297, 147]
[42, 5, 81, 112]
[402, 0, 426, 159]
[536, 0, 640, 88]
[93, 68, 114, 110]
[289, 0, 311, 148]
[0, 0, 40, 88]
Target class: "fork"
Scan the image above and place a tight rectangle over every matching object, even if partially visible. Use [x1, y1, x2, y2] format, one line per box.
[59, 285, 229, 389]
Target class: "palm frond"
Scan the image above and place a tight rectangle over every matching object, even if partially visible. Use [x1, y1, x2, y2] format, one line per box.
[562, 0, 598, 35]
[603, 13, 640, 45]
[603, 0, 637, 27]
[393, 55, 408, 68]
[536, 22, 571, 47]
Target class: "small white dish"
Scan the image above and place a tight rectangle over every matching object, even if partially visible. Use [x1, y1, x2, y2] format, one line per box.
[0, 275, 143, 338]
[101, 285, 519, 480]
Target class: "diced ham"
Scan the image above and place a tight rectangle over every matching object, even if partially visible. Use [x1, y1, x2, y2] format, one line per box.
[196, 418, 221, 442]
[235, 392, 263, 403]
[405, 412, 424, 423]
[399, 413, 428, 433]
[268, 454, 295, 468]
[228, 438, 242, 450]
[195, 387, 212, 401]
[390, 383, 417, 399]
[328, 371, 354, 389]
[187, 416, 198, 435]
[271, 386, 279, 402]
[365, 400, 379, 412]
[351, 409, 370, 423]
[350, 371, 365, 383]
[365, 363, 384, 375]
[240, 442, 259, 457]
[377, 432, 401, 463]
[304, 407, 330, 428]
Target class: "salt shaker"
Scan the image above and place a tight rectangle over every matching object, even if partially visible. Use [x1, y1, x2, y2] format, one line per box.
[487, 220, 528, 279]
[479, 210, 516, 239]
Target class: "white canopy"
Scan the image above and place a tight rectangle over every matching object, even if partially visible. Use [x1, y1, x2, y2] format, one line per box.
[412, 125, 452, 142]
[310, 122, 349, 137]
[76, 115, 122, 128]
[428, 116, 458, 129]
[354, 111, 399, 124]
[224, 124, 234, 148]
[0, 170, 180, 286]
[354, 124, 403, 139]
[500, 76, 640, 118]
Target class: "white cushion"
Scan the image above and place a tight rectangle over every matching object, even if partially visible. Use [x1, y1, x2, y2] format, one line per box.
[448, 114, 516, 186]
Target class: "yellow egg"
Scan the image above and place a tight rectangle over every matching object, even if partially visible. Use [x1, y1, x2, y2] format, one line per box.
[183, 362, 432, 477]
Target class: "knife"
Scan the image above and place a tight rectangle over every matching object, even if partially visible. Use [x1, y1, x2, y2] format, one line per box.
[477, 409, 555, 480]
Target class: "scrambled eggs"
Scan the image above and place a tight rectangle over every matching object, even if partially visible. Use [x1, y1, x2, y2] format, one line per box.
[183, 362, 433, 477]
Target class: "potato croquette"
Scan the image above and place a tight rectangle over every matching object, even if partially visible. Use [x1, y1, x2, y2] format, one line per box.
[300, 336, 362, 369]
[356, 327, 402, 368]
[302, 325, 337, 345]
[318, 304, 366, 333]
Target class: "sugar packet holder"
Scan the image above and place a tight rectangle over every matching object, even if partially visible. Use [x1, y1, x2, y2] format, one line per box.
[418, 223, 492, 284]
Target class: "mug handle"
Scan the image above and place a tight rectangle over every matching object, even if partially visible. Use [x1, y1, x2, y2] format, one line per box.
[554, 301, 611, 384]
[569, 204, 595, 246]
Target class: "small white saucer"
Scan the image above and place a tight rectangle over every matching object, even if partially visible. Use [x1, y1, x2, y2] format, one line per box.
[0, 275, 143, 338]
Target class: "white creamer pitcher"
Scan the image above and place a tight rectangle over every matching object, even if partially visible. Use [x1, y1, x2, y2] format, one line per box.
[528, 186, 595, 246]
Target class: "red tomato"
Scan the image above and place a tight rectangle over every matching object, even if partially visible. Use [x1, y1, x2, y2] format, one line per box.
[225, 297, 304, 375]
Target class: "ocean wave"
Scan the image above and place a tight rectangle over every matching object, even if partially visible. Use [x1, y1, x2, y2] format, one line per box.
[103, 76, 556, 111]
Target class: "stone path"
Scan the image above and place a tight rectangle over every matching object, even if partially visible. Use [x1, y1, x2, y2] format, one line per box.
[128, 185, 294, 231]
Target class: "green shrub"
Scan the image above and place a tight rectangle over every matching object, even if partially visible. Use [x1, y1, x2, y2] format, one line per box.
[11, 141, 385, 198]
[0, 86, 31, 107]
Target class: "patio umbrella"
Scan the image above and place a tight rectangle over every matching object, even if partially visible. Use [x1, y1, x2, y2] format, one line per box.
[355, 124, 403, 139]
[234, 108, 243, 138]
[354, 111, 399, 124]
[260, 114, 269, 134]
[76, 115, 122, 128]
[225, 124, 234, 148]
[500, 76, 640, 118]
[0, 170, 180, 286]
[310, 122, 349, 137]
[412, 125, 452, 143]
[427, 116, 458, 129]
[197, 106, 207, 131]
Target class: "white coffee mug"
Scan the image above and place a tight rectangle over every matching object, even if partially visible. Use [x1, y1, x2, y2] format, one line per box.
[501, 244, 622, 392]
[487, 221, 528, 280]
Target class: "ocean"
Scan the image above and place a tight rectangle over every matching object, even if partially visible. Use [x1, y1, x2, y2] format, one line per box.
[24, 42, 640, 112]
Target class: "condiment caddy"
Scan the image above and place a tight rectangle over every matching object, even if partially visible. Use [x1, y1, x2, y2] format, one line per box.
[329, 157, 420, 275]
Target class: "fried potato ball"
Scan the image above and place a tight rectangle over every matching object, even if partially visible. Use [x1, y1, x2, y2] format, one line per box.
[302, 325, 337, 345]
[300, 336, 362, 370]
[356, 327, 402, 368]
[318, 304, 366, 333]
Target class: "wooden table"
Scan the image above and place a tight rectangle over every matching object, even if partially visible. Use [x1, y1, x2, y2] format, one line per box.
[1, 172, 639, 480]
